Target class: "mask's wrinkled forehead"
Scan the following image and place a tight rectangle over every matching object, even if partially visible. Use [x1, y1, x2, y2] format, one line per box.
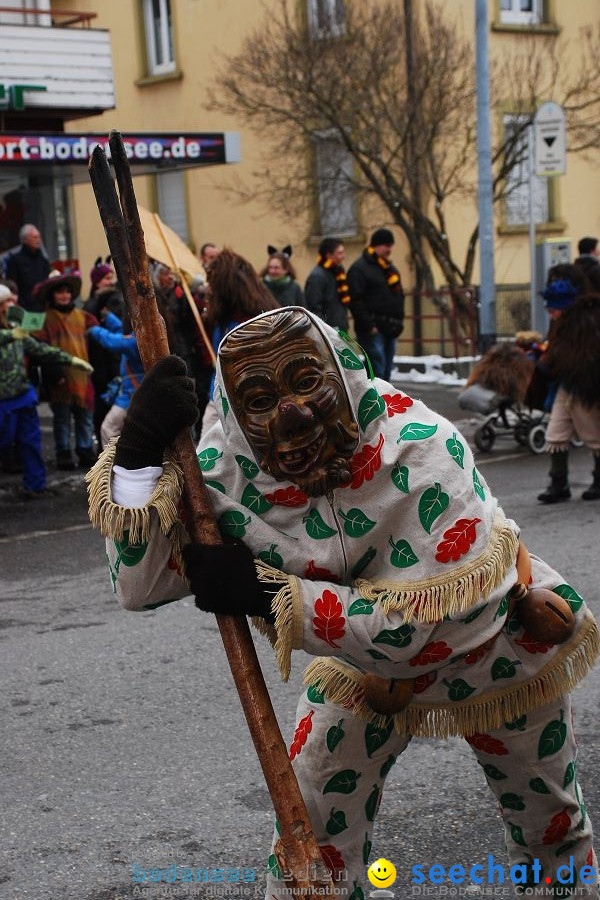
[219, 307, 316, 377]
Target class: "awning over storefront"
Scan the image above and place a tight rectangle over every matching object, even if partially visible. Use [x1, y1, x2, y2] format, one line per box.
[0, 131, 241, 183]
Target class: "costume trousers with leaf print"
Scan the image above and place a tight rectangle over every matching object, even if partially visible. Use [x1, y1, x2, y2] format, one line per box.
[265, 690, 598, 899]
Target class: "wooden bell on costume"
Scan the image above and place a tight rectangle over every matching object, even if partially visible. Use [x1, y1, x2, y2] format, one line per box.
[363, 673, 415, 715]
[509, 584, 576, 644]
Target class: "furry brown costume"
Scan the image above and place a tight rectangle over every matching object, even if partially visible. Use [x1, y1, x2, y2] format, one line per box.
[543, 294, 600, 408]
[466, 342, 535, 405]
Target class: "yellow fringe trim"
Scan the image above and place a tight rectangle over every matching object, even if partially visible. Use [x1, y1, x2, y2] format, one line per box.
[303, 613, 600, 738]
[86, 441, 184, 544]
[255, 561, 303, 682]
[355, 511, 519, 623]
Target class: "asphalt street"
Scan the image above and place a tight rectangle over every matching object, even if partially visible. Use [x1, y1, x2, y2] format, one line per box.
[1, 388, 599, 900]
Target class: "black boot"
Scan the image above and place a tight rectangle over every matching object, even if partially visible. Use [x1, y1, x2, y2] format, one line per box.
[77, 448, 98, 470]
[582, 454, 600, 501]
[537, 450, 571, 504]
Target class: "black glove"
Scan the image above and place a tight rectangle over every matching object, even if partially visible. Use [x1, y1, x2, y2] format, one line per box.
[182, 541, 275, 622]
[114, 355, 199, 469]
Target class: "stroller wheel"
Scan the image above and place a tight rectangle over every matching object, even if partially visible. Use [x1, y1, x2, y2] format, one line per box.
[528, 423, 547, 454]
[474, 423, 495, 452]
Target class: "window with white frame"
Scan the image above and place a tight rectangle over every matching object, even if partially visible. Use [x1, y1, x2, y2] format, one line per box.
[503, 115, 550, 226]
[142, 0, 175, 76]
[307, 0, 345, 39]
[155, 171, 189, 244]
[499, 0, 542, 26]
[314, 133, 357, 235]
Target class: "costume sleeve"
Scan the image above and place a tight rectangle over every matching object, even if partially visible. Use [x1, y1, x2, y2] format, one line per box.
[88, 325, 134, 354]
[347, 265, 373, 332]
[86, 445, 191, 612]
[257, 550, 518, 683]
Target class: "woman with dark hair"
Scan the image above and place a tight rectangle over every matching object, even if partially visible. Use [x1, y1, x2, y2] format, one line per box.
[200, 248, 280, 434]
[260, 249, 304, 307]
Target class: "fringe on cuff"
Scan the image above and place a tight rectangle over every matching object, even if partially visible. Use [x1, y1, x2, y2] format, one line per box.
[303, 612, 600, 738]
[255, 560, 303, 682]
[86, 441, 184, 544]
[355, 511, 519, 624]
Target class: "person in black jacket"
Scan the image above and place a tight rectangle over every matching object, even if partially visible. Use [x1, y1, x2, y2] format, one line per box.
[348, 228, 405, 380]
[304, 237, 350, 330]
[5, 224, 51, 312]
[574, 236, 600, 292]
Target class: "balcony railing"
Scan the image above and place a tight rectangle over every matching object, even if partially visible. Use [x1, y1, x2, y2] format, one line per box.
[0, 6, 96, 27]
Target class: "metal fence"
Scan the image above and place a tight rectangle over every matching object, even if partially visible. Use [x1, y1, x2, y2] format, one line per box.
[494, 283, 532, 338]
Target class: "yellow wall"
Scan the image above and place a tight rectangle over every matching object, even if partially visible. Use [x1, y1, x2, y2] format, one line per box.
[64, 0, 600, 306]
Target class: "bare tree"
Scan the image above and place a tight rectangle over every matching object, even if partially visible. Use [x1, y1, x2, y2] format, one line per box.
[209, 0, 600, 319]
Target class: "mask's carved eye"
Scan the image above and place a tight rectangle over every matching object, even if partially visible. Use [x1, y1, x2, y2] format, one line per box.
[245, 393, 278, 413]
[294, 372, 322, 394]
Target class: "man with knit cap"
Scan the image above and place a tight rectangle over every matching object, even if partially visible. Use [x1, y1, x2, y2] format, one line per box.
[348, 228, 405, 381]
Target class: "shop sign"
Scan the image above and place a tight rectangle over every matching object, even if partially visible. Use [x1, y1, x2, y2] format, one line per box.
[0, 84, 47, 110]
[0, 132, 228, 165]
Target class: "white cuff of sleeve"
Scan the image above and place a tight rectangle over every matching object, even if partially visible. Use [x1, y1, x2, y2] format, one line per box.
[111, 465, 163, 508]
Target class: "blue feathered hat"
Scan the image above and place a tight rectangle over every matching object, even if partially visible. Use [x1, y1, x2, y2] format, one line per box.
[541, 278, 579, 311]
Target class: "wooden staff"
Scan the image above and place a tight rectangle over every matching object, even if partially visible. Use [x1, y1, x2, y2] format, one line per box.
[151, 211, 216, 365]
[88, 131, 332, 895]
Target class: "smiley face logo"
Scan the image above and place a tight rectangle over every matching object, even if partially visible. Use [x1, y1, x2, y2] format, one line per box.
[367, 858, 397, 888]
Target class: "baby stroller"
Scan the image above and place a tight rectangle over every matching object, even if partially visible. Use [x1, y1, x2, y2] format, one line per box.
[458, 336, 549, 454]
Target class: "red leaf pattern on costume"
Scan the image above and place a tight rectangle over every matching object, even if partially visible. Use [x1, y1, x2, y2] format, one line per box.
[515, 632, 553, 654]
[289, 710, 314, 761]
[414, 671, 438, 694]
[264, 486, 309, 507]
[320, 845, 345, 881]
[382, 393, 414, 416]
[348, 434, 385, 489]
[313, 590, 346, 648]
[464, 636, 498, 664]
[586, 848, 594, 867]
[435, 518, 482, 563]
[409, 641, 453, 667]
[305, 560, 340, 582]
[543, 808, 571, 845]
[464, 732, 509, 755]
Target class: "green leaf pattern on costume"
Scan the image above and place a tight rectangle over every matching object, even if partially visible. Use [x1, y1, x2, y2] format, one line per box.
[348, 597, 376, 616]
[358, 388, 386, 431]
[538, 710, 567, 759]
[241, 483, 272, 514]
[372, 624, 415, 649]
[505, 715, 527, 731]
[218, 510, 251, 538]
[442, 678, 476, 701]
[365, 784, 380, 821]
[509, 823, 527, 847]
[303, 509, 337, 539]
[197, 447, 223, 471]
[501, 793, 526, 811]
[366, 648, 391, 661]
[446, 433, 465, 469]
[267, 854, 281, 879]
[397, 422, 438, 442]
[563, 761, 576, 788]
[235, 454, 259, 480]
[113, 531, 148, 574]
[335, 347, 364, 370]
[323, 769, 361, 795]
[258, 544, 284, 568]
[418, 483, 449, 533]
[326, 808, 348, 835]
[218, 387, 229, 418]
[350, 547, 377, 579]
[204, 479, 225, 493]
[350, 883, 365, 900]
[529, 777, 551, 794]
[552, 583, 584, 612]
[306, 684, 325, 704]
[483, 764, 508, 781]
[363, 832, 372, 865]
[473, 468, 485, 501]
[494, 593, 510, 620]
[491, 657, 522, 680]
[365, 720, 394, 758]
[338, 507, 376, 537]
[391, 462, 409, 493]
[388, 536, 418, 568]
[462, 605, 485, 624]
[379, 754, 396, 778]
[326, 719, 345, 753]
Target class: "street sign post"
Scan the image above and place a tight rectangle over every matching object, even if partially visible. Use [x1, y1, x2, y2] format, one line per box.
[534, 100, 567, 176]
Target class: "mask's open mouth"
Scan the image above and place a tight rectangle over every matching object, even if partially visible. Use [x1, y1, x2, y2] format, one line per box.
[277, 431, 325, 476]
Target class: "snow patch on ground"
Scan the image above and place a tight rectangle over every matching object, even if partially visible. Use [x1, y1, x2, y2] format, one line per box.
[391, 354, 478, 387]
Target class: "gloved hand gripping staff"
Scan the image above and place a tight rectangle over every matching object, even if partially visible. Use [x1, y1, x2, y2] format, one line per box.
[88, 131, 333, 896]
